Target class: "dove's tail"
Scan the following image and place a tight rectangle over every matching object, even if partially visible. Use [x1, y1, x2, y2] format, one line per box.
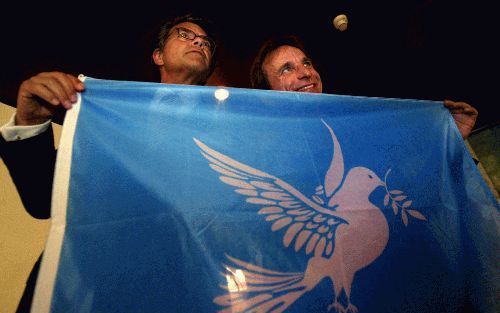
[214, 255, 306, 313]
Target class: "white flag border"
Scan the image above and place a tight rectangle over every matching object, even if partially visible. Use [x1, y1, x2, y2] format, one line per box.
[31, 76, 86, 313]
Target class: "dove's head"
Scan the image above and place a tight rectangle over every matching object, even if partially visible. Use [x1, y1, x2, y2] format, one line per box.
[327, 167, 384, 207]
[343, 167, 385, 194]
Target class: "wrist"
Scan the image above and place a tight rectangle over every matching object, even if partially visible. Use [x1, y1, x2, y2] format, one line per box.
[14, 113, 50, 126]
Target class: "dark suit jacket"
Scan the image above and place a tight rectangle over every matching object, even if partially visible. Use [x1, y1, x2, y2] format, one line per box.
[0, 126, 56, 219]
[1, 127, 56, 312]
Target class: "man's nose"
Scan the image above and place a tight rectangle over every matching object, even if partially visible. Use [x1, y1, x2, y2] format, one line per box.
[192, 37, 204, 47]
[297, 66, 312, 79]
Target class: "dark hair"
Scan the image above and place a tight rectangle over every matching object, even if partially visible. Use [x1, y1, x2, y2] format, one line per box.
[250, 35, 307, 90]
[155, 13, 218, 84]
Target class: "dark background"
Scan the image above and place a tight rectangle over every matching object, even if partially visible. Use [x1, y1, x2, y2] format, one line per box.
[0, 1, 497, 131]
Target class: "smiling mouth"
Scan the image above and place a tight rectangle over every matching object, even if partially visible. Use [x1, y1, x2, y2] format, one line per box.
[295, 84, 315, 92]
[187, 50, 204, 57]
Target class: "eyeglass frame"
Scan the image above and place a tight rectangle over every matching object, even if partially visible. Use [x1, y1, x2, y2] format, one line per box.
[167, 27, 216, 55]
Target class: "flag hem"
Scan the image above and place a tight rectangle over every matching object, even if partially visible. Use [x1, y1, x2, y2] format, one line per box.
[31, 89, 84, 313]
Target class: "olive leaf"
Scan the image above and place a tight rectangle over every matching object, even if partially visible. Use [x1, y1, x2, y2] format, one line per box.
[407, 209, 427, 221]
[384, 169, 426, 226]
[384, 194, 390, 207]
[402, 209, 409, 226]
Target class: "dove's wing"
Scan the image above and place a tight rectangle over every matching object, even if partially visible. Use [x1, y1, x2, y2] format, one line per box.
[322, 119, 344, 197]
[194, 138, 348, 258]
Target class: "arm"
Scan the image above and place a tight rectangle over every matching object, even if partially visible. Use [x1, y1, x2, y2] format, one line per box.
[0, 127, 56, 219]
[0, 72, 84, 218]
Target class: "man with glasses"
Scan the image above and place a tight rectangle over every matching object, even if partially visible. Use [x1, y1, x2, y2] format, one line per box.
[0, 13, 217, 313]
[152, 18, 217, 86]
[250, 35, 478, 139]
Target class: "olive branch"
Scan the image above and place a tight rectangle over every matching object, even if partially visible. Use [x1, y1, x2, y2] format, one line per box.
[383, 169, 426, 226]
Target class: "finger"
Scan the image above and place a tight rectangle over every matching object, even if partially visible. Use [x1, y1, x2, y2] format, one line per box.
[457, 102, 478, 115]
[443, 99, 459, 108]
[448, 108, 478, 115]
[56, 73, 85, 105]
[66, 73, 85, 93]
[443, 100, 478, 116]
[464, 106, 478, 116]
[19, 77, 65, 108]
[46, 72, 85, 104]
[35, 72, 77, 109]
[443, 99, 469, 108]
[63, 74, 85, 104]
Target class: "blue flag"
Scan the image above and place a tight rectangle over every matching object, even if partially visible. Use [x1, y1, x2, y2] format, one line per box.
[34, 77, 499, 313]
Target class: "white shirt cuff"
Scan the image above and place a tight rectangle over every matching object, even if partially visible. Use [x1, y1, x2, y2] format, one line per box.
[0, 113, 52, 141]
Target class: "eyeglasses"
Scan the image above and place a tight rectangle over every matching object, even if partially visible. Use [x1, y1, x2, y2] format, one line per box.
[171, 27, 216, 55]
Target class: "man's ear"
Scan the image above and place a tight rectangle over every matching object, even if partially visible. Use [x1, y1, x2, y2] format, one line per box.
[152, 48, 164, 66]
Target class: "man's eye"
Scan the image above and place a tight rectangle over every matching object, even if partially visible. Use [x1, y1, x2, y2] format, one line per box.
[280, 66, 292, 74]
[304, 60, 313, 67]
[179, 31, 189, 39]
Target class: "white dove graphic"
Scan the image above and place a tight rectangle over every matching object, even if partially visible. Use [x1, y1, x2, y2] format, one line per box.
[194, 120, 391, 313]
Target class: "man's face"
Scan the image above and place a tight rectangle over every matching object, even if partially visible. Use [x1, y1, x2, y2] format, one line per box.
[160, 22, 213, 75]
[262, 45, 322, 93]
